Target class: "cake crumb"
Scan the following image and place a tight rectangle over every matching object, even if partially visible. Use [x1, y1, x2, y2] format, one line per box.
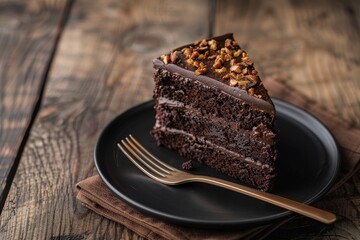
[182, 160, 193, 170]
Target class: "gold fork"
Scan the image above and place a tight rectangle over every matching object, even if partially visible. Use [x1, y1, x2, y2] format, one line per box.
[117, 135, 336, 224]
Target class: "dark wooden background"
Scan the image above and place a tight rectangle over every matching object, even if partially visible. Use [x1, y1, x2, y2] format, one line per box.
[0, 0, 359, 239]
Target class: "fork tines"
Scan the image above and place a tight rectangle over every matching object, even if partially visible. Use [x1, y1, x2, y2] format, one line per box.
[117, 135, 176, 179]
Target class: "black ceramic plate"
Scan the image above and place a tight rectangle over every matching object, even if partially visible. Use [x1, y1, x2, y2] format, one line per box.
[94, 99, 339, 228]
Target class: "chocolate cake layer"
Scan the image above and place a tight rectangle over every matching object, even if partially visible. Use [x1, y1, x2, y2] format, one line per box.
[154, 68, 275, 130]
[152, 127, 275, 191]
[155, 102, 276, 164]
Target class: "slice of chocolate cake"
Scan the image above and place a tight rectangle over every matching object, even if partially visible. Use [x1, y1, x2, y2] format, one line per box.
[152, 33, 277, 191]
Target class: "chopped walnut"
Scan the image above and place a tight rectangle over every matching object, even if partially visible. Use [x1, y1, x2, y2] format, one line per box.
[241, 51, 248, 58]
[224, 54, 233, 61]
[161, 55, 170, 64]
[249, 88, 255, 95]
[233, 49, 242, 57]
[195, 68, 207, 75]
[182, 48, 192, 58]
[229, 72, 238, 79]
[170, 51, 178, 63]
[230, 65, 241, 73]
[196, 46, 208, 53]
[229, 79, 238, 87]
[245, 75, 258, 83]
[190, 51, 199, 59]
[213, 60, 223, 69]
[215, 67, 226, 73]
[221, 47, 232, 55]
[208, 54, 217, 60]
[199, 39, 208, 46]
[193, 61, 199, 68]
[197, 54, 206, 60]
[223, 73, 231, 79]
[237, 80, 250, 86]
[243, 58, 253, 66]
[225, 38, 233, 49]
[208, 39, 217, 50]
[186, 58, 194, 65]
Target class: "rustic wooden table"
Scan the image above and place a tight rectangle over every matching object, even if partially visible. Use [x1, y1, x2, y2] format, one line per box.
[0, 0, 359, 239]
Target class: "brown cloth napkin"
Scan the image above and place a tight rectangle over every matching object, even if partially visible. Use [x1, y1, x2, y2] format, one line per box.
[76, 77, 360, 240]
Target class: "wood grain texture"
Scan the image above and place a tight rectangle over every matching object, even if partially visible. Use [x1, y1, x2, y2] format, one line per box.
[0, 0, 359, 239]
[214, 0, 360, 239]
[0, 0, 208, 239]
[0, 0, 69, 207]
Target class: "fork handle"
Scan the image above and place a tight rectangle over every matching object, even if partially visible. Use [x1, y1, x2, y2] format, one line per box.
[190, 176, 336, 224]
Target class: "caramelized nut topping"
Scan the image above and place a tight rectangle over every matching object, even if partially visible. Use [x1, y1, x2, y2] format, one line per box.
[193, 61, 199, 68]
[170, 51, 178, 63]
[199, 39, 208, 46]
[186, 58, 194, 65]
[208, 54, 217, 60]
[161, 55, 170, 64]
[245, 75, 258, 83]
[223, 73, 231, 79]
[177, 36, 261, 95]
[196, 46, 208, 53]
[229, 79, 238, 87]
[233, 49, 242, 57]
[215, 67, 226, 73]
[225, 38, 233, 49]
[190, 51, 199, 59]
[241, 51, 248, 58]
[221, 47, 232, 55]
[208, 39, 217, 50]
[248, 88, 255, 95]
[182, 47, 192, 57]
[230, 65, 242, 73]
[195, 68, 207, 75]
[213, 60, 223, 69]
[237, 80, 251, 86]
[224, 54, 233, 61]
[239, 58, 253, 67]
[197, 54, 206, 60]
[229, 72, 239, 80]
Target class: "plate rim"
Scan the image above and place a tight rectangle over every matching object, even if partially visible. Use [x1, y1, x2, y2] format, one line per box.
[94, 98, 340, 227]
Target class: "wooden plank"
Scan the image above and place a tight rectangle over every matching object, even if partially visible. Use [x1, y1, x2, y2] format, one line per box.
[214, 0, 360, 238]
[0, 0, 208, 239]
[0, 0, 69, 208]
